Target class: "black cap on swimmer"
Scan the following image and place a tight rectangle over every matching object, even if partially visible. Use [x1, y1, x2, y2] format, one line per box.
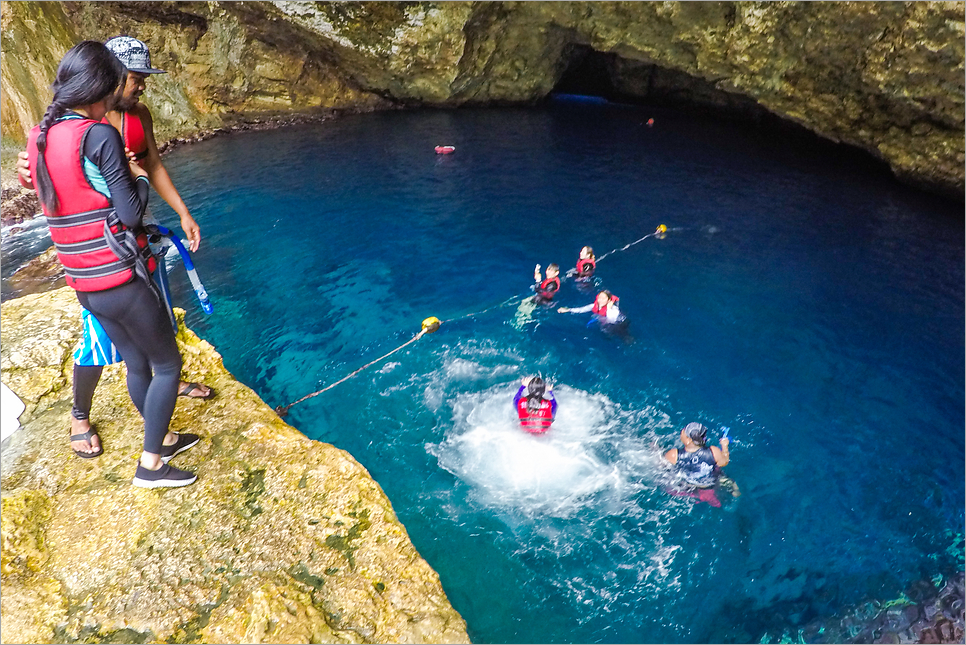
[685, 422, 708, 446]
[527, 377, 546, 399]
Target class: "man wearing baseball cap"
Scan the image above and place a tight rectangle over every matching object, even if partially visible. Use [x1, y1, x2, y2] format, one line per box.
[17, 35, 211, 459]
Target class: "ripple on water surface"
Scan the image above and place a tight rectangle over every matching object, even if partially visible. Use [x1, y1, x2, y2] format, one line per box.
[29, 104, 962, 644]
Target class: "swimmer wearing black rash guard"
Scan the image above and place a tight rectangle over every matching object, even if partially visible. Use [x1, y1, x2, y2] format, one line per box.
[67, 114, 188, 485]
[26, 42, 193, 488]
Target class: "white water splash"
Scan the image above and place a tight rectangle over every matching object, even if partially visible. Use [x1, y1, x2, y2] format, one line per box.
[428, 380, 672, 520]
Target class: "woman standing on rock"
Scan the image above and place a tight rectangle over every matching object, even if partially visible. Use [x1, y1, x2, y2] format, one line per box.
[26, 41, 197, 488]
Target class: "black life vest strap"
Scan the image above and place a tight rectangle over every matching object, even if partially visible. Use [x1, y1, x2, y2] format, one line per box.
[104, 212, 160, 301]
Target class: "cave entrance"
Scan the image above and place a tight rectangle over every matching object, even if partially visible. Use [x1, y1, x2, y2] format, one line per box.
[551, 45, 620, 101]
[550, 44, 771, 121]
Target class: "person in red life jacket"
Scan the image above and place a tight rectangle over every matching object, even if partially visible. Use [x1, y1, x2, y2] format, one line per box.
[574, 246, 596, 280]
[19, 36, 201, 251]
[533, 263, 561, 302]
[25, 41, 196, 487]
[18, 36, 211, 460]
[559, 290, 625, 325]
[513, 376, 557, 433]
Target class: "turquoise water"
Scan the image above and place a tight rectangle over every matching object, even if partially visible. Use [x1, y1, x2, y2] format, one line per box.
[27, 103, 966, 642]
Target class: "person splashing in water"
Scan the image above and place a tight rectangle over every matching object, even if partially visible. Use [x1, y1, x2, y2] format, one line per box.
[513, 376, 557, 433]
[663, 422, 739, 507]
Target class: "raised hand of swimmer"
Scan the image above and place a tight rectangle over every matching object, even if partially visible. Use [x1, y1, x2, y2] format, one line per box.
[124, 145, 137, 164]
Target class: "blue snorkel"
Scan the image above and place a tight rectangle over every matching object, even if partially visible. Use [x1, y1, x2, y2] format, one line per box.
[149, 224, 213, 317]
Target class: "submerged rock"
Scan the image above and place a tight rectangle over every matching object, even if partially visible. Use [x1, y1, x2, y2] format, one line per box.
[0, 287, 469, 644]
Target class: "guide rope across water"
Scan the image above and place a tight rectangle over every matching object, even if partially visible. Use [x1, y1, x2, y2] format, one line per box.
[274, 225, 669, 418]
[274, 317, 441, 418]
[596, 224, 668, 263]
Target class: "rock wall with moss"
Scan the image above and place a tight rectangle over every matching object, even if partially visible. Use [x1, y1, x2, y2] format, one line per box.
[0, 287, 470, 644]
[1, 1, 963, 198]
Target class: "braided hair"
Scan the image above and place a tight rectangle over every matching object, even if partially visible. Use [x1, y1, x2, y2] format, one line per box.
[34, 41, 125, 214]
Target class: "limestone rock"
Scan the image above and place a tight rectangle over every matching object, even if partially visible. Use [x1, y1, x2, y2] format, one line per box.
[0, 286, 469, 644]
[1, 1, 962, 199]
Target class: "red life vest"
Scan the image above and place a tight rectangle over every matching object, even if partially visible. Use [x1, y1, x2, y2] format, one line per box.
[115, 110, 148, 166]
[27, 117, 155, 292]
[537, 276, 560, 299]
[516, 396, 554, 433]
[576, 257, 596, 277]
[592, 294, 618, 316]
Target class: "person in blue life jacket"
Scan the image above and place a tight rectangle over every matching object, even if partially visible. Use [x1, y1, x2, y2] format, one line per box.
[558, 290, 625, 325]
[532, 263, 561, 303]
[513, 376, 557, 433]
[663, 422, 740, 505]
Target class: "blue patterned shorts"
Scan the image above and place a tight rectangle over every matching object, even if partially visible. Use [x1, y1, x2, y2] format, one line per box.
[73, 308, 122, 366]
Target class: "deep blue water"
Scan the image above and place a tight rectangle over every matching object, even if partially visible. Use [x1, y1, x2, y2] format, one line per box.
[8, 102, 964, 643]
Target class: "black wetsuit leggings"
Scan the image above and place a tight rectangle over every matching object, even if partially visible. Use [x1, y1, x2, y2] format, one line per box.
[75, 279, 181, 455]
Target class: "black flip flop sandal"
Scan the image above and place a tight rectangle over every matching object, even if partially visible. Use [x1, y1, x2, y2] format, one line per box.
[70, 429, 103, 459]
[178, 382, 214, 400]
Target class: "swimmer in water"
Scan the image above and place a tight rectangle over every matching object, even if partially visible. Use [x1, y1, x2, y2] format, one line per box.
[558, 290, 625, 325]
[662, 422, 739, 506]
[513, 376, 557, 433]
[574, 246, 596, 280]
[533, 263, 561, 303]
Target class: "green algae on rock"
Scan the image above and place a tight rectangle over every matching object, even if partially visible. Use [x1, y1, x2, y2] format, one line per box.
[0, 286, 469, 644]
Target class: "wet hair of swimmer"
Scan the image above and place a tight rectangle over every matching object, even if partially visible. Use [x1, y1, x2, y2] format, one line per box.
[526, 377, 546, 413]
[685, 422, 708, 448]
[34, 41, 126, 214]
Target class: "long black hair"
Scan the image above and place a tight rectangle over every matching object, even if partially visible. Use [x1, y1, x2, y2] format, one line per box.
[525, 377, 546, 414]
[35, 40, 125, 214]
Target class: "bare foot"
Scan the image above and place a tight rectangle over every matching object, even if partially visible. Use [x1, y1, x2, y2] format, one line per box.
[69, 417, 101, 455]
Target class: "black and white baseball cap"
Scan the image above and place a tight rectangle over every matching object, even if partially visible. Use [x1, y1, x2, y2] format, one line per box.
[104, 36, 166, 74]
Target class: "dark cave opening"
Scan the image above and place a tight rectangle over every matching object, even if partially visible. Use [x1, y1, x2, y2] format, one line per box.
[547, 45, 902, 184]
[551, 45, 620, 101]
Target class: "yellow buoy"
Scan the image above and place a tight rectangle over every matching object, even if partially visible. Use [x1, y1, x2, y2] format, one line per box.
[421, 317, 441, 333]
[657, 224, 668, 233]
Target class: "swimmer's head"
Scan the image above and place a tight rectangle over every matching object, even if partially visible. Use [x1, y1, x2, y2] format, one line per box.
[580, 246, 594, 259]
[546, 264, 559, 278]
[527, 377, 546, 399]
[526, 377, 546, 414]
[684, 422, 708, 447]
[596, 290, 613, 307]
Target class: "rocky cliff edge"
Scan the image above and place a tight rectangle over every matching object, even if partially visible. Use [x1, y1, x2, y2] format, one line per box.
[0, 286, 470, 645]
